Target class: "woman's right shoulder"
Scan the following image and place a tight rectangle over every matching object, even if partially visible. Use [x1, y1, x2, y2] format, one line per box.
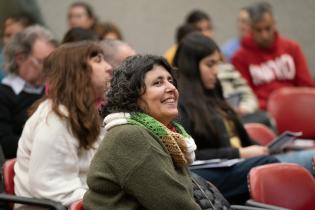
[106, 124, 148, 139]
[101, 124, 151, 149]
[27, 100, 68, 132]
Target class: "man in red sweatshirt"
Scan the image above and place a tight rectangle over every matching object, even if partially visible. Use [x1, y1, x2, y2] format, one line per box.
[232, 2, 314, 110]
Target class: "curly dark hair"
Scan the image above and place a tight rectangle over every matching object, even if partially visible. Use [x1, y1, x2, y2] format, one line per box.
[105, 54, 176, 113]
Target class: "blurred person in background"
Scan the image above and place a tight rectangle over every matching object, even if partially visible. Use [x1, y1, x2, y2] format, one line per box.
[62, 27, 98, 44]
[96, 21, 123, 40]
[221, 7, 251, 62]
[67, 2, 97, 31]
[164, 23, 198, 65]
[0, 14, 35, 81]
[164, 9, 213, 65]
[0, 25, 57, 159]
[100, 39, 136, 68]
[185, 9, 213, 38]
[232, 2, 314, 110]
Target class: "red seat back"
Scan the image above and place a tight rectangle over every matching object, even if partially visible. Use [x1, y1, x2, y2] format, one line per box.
[69, 199, 84, 210]
[249, 163, 315, 210]
[3, 159, 16, 195]
[244, 123, 276, 145]
[267, 87, 315, 139]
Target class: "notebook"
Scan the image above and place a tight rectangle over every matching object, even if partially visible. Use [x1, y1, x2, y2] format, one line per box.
[190, 158, 244, 169]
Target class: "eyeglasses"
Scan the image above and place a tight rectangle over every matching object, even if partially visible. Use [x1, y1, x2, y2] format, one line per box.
[29, 56, 44, 67]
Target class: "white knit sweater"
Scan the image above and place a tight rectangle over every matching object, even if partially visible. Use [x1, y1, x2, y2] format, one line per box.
[14, 100, 104, 206]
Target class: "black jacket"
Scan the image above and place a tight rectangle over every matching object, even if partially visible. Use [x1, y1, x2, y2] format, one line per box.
[178, 99, 253, 160]
[0, 84, 43, 158]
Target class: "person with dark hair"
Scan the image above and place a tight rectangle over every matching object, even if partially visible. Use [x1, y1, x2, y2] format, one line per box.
[185, 9, 213, 38]
[164, 23, 198, 65]
[221, 7, 251, 62]
[83, 54, 204, 210]
[232, 2, 314, 110]
[2, 14, 35, 45]
[95, 21, 123, 40]
[0, 14, 35, 81]
[67, 2, 97, 30]
[62, 27, 98, 44]
[0, 25, 57, 159]
[14, 41, 112, 206]
[174, 32, 315, 203]
[164, 9, 213, 66]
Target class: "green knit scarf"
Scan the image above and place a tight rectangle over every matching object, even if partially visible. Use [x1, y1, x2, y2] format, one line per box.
[128, 112, 193, 167]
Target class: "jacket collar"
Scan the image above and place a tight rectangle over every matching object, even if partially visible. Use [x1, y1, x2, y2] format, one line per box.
[2, 74, 43, 95]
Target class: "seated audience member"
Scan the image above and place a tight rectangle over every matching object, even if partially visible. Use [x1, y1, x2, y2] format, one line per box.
[100, 39, 136, 68]
[0, 14, 35, 81]
[164, 23, 198, 65]
[217, 62, 258, 116]
[232, 2, 314, 110]
[174, 32, 315, 201]
[217, 60, 272, 127]
[62, 27, 98, 43]
[14, 41, 112, 206]
[174, 32, 278, 204]
[96, 21, 123, 40]
[185, 9, 213, 38]
[221, 7, 250, 62]
[164, 9, 212, 65]
[83, 55, 203, 210]
[0, 25, 56, 159]
[67, 2, 98, 32]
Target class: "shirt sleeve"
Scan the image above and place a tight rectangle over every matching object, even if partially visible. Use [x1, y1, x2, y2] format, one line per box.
[27, 116, 86, 206]
[218, 64, 258, 114]
[231, 69, 259, 114]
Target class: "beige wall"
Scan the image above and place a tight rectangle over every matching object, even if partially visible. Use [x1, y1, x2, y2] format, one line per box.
[38, 0, 315, 76]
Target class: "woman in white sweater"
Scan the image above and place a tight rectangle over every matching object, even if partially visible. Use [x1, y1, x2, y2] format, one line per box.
[14, 41, 112, 206]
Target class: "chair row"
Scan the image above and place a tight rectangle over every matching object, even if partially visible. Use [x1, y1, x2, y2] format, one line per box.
[2, 158, 315, 210]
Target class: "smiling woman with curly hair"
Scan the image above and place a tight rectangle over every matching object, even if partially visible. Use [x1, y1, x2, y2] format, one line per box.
[83, 54, 202, 210]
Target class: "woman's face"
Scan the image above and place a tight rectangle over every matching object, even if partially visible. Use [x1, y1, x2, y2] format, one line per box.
[199, 51, 221, 89]
[68, 6, 94, 29]
[89, 53, 113, 99]
[138, 65, 179, 126]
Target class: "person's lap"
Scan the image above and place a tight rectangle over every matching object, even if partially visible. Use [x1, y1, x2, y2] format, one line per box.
[274, 149, 315, 173]
[191, 155, 278, 204]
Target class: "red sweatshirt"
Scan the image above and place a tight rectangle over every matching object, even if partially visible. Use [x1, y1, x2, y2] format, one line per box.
[232, 32, 314, 110]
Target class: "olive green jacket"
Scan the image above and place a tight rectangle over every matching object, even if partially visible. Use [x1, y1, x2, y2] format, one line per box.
[83, 124, 201, 210]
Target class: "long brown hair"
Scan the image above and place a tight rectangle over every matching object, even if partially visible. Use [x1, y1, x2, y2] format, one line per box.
[41, 41, 103, 149]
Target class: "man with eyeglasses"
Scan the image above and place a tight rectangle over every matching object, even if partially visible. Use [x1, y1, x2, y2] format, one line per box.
[0, 25, 57, 159]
